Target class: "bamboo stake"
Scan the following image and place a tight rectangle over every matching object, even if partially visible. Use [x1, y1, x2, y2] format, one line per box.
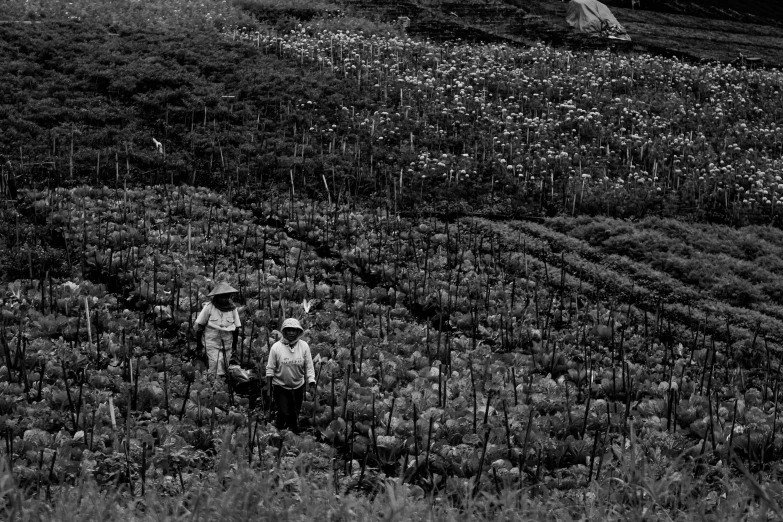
[109, 396, 117, 453]
[84, 297, 93, 350]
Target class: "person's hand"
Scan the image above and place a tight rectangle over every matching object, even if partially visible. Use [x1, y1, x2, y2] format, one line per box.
[307, 382, 316, 398]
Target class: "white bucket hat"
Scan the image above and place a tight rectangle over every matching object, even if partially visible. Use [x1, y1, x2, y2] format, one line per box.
[281, 318, 304, 332]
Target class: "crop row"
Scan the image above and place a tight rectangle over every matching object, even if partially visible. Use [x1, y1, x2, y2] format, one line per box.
[1, 185, 781, 499]
[229, 27, 783, 222]
[4, 21, 783, 224]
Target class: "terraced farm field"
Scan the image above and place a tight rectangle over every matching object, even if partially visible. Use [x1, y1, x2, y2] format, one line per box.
[2, 0, 783, 520]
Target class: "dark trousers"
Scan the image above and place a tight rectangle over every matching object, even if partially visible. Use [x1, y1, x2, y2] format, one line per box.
[273, 384, 304, 433]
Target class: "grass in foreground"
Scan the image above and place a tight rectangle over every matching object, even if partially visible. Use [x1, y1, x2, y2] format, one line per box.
[1, 440, 780, 522]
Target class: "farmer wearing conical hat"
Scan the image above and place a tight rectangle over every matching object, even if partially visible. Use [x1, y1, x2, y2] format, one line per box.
[194, 282, 241, 377]
[266, 318, 315, 433]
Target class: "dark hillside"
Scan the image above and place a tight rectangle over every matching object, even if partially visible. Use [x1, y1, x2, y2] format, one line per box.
[341, 0, 783, 67]
[604, 0, 783, 27]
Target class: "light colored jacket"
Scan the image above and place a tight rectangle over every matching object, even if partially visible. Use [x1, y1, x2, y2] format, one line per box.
[266, 339, 315, 389]
[195, 302, 240, 332]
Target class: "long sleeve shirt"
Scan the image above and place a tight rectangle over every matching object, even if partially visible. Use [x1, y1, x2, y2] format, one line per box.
[265, 339, 315, 389]
[194, 303, 241, 332]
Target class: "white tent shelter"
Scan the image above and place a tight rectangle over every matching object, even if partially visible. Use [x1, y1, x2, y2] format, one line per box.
[565, 0, 631, 41]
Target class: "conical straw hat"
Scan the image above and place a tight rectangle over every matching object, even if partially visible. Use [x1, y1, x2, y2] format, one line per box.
[208, 282, 238, 296]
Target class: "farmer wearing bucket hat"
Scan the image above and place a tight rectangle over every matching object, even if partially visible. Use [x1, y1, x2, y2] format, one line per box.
[266, 318, 315, 433]
[194, 282, 241, 377]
